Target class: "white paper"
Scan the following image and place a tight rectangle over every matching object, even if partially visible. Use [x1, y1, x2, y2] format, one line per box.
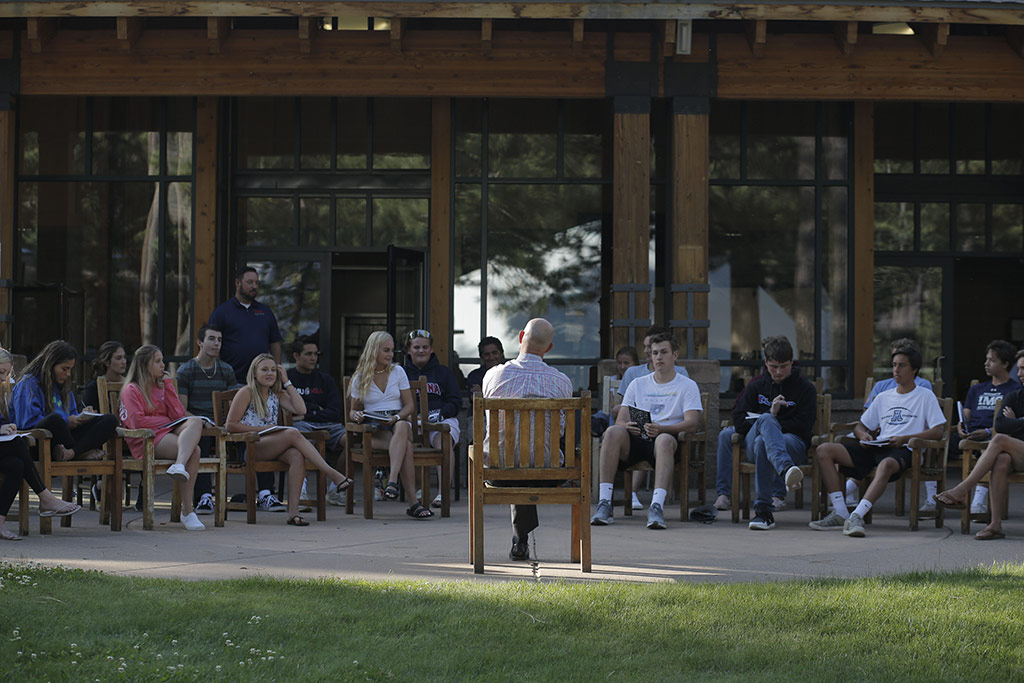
[0, 433, 26, 442]
[746, 411, 760, 420]
[79, 410, 104, 418]
[363, 411, 396, 422]
[957, 401, 965, 426]
[258, 425, 297, 436]
[860, 438, 890, 447]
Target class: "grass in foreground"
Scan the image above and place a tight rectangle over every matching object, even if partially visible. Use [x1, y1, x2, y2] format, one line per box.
[2, 562, 1024, 681]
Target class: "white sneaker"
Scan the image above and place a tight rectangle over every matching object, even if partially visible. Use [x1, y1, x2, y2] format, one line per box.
[919, 500, 936, 513]
[257, 492, 287, 512]
[713, 494, 731, 511]
[166, 463, 189, 482]
[326, 488, 345, 507]
[971, 498, 989, 515]
[771, 496, 787, 512]
[195, 493, 214, 515]
[631, 492, 643, 510]
[784, 465, 803, 491]
[182, 512, 205, 531]
[844, 493, 859, 507]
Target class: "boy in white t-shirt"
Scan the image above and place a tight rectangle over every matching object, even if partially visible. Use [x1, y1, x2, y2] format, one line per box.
[810, 342, 946, 537]
[591, 333, 702, 530]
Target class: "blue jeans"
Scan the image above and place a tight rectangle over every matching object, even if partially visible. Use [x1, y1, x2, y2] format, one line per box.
[747, 413, 807, 508]
[715, 426, 738, 496]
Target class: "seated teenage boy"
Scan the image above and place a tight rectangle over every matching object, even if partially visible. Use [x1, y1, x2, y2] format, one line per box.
[591, 332, 701, 530]
[720, 335, 817, 531]
[809, 342, 946, 537]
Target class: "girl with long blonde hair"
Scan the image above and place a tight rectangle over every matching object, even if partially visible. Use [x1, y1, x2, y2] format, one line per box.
[119, 344, 207, 531]
[349, 331, 432, 519]
[225, 353, 352, 526]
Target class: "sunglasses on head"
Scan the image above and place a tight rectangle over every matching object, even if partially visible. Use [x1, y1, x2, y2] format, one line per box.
[407, 329, 432, 341]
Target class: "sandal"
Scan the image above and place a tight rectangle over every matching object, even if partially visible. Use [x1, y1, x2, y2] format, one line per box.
[287, 515, 309, 527]
[934, 491, 966, 510]
[383, 481, 400, 501]
[975, 528, 1005, 540]
[0, 526, 21, 541]
[336, 476, 354, 492]
[406, 502, 434, 519]
[39, 502, 81, 518]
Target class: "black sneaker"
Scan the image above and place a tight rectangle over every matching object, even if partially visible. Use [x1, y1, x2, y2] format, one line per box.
[748, 505, 776, 530]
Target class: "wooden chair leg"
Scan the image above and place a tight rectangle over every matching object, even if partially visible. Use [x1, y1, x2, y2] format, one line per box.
[623, 468, 633, 517]
[316, 466, 327, 522]
[570, 501, 581, 564]
[581, 499, 592, 573]
[170, 481, 182, 523]
[39, 443, 52, 535]
[441, 450, 451, 518]
[472, 468, 484, 574]
[344, 448, 355, 515]
[894, 476, 905, 517]
[678, 453, 690, 522]
[731, 445, 741, 524]
[18, 480, 29, 537]
[61, 476, 74, 528]
[362, 460, 374, 520]
[468, 449, 476, 564]
[741, 470, 752, 521]
[909, 468, 920, 532]
[245, 460, 257, 525]
[215, 444, 227, 528]
[961, 454, 972, 534]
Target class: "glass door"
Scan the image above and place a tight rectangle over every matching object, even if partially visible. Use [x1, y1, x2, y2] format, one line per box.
[387, 245, 426, 346]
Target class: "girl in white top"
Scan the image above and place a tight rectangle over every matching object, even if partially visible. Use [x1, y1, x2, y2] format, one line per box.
[226, 353, 353, 526]
[349, 331, 433, 519]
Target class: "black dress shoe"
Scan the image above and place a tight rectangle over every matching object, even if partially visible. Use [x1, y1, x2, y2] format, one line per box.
[509, 535, 529, 561]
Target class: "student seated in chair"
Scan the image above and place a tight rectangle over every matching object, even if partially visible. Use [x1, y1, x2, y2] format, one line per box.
[718, 335, 817, 531]
[227, 354, 353, 527]
[591, 332, 701, 531]
[809, 342, 945, 537]
[935, 349, 1024, 540]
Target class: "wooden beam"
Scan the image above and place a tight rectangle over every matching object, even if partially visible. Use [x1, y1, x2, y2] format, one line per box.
[194, 96, 218, 333]
[116, 17, 142, 53]
[3, 2, 1024, 25]
[852, 102, 874, 400]
[834, 21, 858, 56]
[611, 108, 650, 351]
[298, 16, 316, 54]
[207, 17, 230, 54]
[27, 18, 57, 54]
[672, 112, 709, 358]
[572, 18, 584, 52]
[1008, 26, 1024, 58]
[746, 19, 766, 57]
[0, 109, 13, 348]
[390, 17, 404, 54]
[910, 22, 949, 57]
[429, 97, 452, 366]
[661, 19, 676, 57]
[481, 18, 492, 55]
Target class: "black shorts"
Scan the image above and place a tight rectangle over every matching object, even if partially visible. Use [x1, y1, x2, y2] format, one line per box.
[838, 442, 912, 482]
[617, 433, 679, 471]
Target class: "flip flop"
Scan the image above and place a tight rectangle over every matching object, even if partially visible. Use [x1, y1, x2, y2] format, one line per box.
[287, 515, 309, 527]
[40, 502, 82, 518]
[934, 491, 966, 510]
[406, 502, 434, 519]
[383, 482, 400, 501]
[0, 526, 21, 541]
[975, 528, 1006, 540]
[336, 476, 354, 492]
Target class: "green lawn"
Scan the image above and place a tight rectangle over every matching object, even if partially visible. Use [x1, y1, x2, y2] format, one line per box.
[3, 562, 1023, 681]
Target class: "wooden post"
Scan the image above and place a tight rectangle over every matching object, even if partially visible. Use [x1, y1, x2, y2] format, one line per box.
[0, 107, 13, 347]
[207, 17, 230, 54]
[612, 103, 650, 352]
[116, 17, 143, 53]
[194, 97, 218, 330]
[852, 102, 875, 396]
[430, 98, 452, 364]
[672, 109, 709, 358]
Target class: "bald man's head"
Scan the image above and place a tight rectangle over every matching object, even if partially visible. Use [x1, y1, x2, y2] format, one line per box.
[519, 318, 555, 357]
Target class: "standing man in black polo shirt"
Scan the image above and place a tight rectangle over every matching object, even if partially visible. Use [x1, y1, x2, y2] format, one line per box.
[208, 265, 285, 511]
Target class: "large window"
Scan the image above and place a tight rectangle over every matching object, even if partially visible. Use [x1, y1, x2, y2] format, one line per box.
[453, 99, 609, 391]
[16, 96, 195, 362]
[709, 101, 852, 394]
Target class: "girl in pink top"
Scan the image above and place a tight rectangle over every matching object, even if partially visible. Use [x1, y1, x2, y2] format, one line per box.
[118, 344, 206, 531]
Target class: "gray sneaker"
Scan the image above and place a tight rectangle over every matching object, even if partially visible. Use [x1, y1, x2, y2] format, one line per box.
[843, 512, 866, 537]
[784, 465, 804, 491]
[326, 487, 345, 507]
[713, 494, 731, 511]
[646, 502, 666, 530]
[591, 499, 614, 526]
[808, 510, 846, 530]
[258, 492, 287, 512]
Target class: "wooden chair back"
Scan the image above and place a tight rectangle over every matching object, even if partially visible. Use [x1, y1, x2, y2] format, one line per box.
[212, 388, 239, 427]
[468, 391, 591, 573]
[601, 376, 621, 414]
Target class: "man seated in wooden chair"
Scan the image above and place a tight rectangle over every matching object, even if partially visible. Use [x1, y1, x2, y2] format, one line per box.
[481, 318, 572, 561]
[722, 335, 817, 531]
[591, 332, 701, 530]
[936, 350, 1024, 540]
[810, 341, 946, 537]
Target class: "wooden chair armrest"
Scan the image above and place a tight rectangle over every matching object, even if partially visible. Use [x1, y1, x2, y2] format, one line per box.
[20, 428, 53, 439]
[201, 426, 227, 437]
[678, 430, 706, 442]
[719, 419, 732, 429]
[223, 432, 260, 443]
[730, 431, 742, 445]
[957, 438, 988, 450]
[117, 427, 155, 439]
[422, 422, 451, 434]
[908, 437, 946, 450]
[345, 422, 375, 433]
[301, 430, 329, 441]
[810, 433, 830, 447]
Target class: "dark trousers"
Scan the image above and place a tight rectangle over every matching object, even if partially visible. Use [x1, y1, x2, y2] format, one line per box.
[35, 413, 118, 458]
[0, 437, 45, 517]
[490, 479, 561, 539]
[193, 435, 216, 497]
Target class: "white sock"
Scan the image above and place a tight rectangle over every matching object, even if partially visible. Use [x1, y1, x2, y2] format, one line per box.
[651, 488, 668, 508]
[599, 483, 614, 503]
[972, 486, 989, 505]
[853, 499, 872, 518]
[845, 479, 858, 497]
[829, 492, 850, 518]
[924, 481, 937, 503]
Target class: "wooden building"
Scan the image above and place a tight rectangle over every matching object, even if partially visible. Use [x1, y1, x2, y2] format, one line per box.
[2, 1, 1023, 398]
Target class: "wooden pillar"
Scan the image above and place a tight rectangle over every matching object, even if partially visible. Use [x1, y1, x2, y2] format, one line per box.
[0, 107, 13, 348]
[852, 101, 875, 396]
[611, 101, 650, 353]
[430, 97, 452, 364]
[194, 96, 218, 329]
[672, 108, 709, 358]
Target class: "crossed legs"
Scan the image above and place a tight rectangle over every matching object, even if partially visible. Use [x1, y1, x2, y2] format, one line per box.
[938, 433, 1024, 536]
[250, 427, 352, 519]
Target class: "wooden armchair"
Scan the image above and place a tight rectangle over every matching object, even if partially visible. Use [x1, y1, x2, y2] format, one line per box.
[211, 389, 328, 524]
[731, 393, 831, 523]
[468, 392, 591, 574]
[343, 375, 450, 518]
[958, 397, 1003, 534]
[32, 423, 123, 534]
[621, 392, 709, 521]
[100, 378, 225, 530]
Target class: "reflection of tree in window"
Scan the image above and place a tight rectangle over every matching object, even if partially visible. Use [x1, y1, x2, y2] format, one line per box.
[873, 266, 942, 379]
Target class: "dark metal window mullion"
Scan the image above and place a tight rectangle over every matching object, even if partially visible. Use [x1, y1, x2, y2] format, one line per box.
[739, 103, 747, 180]
[156, 98, 168, 348]
[447, 97, 457, 354]
[845, 102, 856, 394]
[556, 99, 565, 180]
[813, 102, 823, 371]
[480, 98, 489, 341]
[366, 98, 374, 171]
[85, 97, 94, 176]
[331, 97, 338, 173]
[189, 96, 199, 346]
